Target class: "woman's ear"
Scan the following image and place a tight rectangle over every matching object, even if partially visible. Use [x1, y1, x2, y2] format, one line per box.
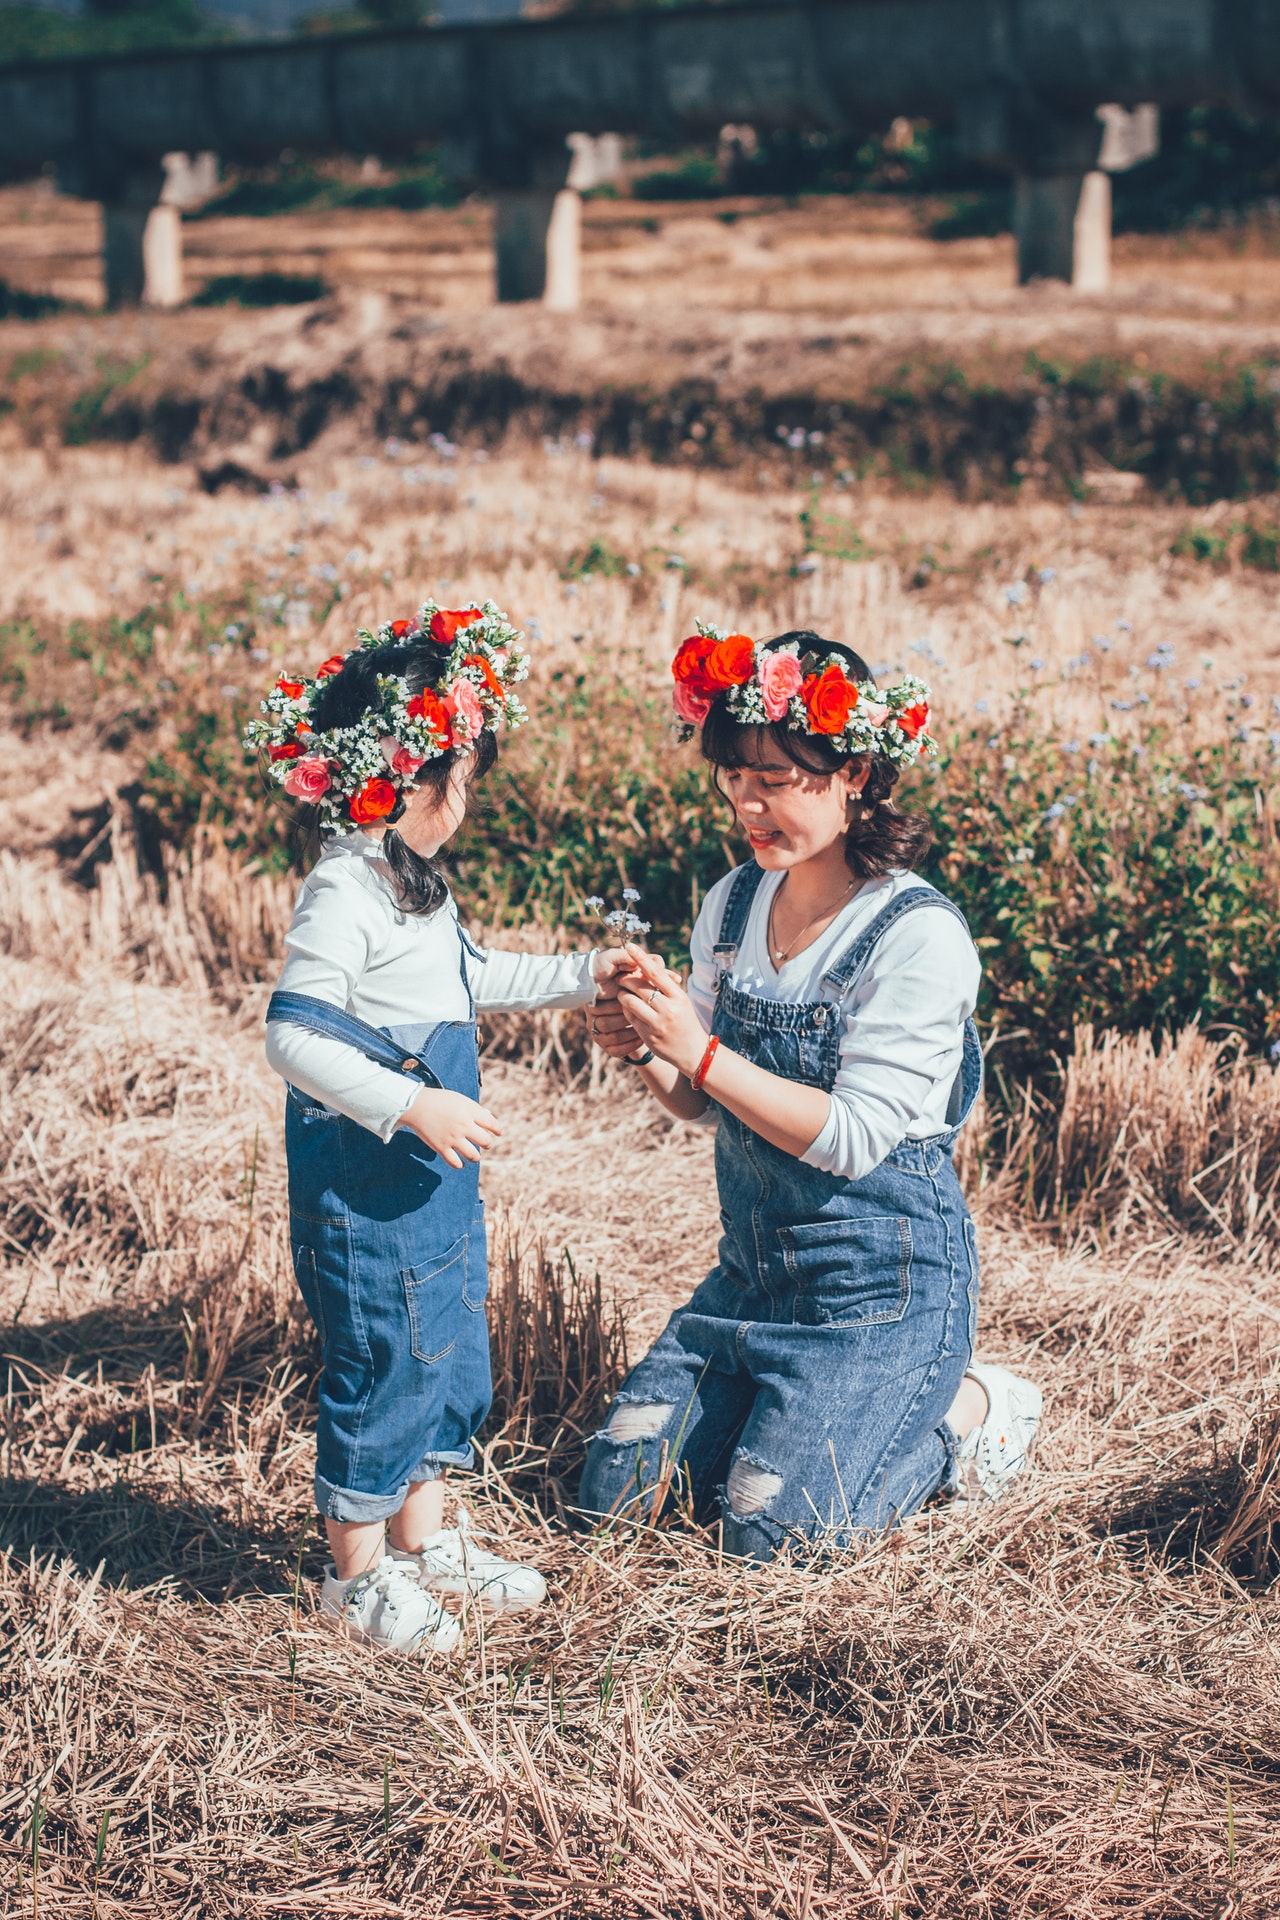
[841, 758, 872, 803]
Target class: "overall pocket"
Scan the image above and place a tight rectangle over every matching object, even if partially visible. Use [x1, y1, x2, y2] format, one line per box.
[779, 1215, 913, 1327]
[402, 1236, 468, 1364]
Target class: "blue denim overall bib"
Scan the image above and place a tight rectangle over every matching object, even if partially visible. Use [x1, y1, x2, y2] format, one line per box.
[579, 865, 982, 1562]
[267, 929, 491, 1526]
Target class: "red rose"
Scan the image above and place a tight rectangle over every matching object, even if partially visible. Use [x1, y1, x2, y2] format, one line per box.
[802, 664, 859, 735]
[406, 689, 452, 741]
[269, 741, 302, 760]
[389, 620, 415, 639]
[672, 634, 718, 698]
[703, 633, 757, 690]
[275, 677, 305, 699]
[896, 701, 930, 741]
[349, 778, 398, 824]
[315, 655, 344, 679]
[429, 607, 483, 647]
[463, 652, 505, 699]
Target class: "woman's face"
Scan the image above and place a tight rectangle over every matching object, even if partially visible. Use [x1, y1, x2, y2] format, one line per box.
[718, 736, 868, 870]
[393, 754, 474, 856]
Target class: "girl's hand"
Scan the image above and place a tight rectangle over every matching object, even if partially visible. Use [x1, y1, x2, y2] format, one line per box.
[591, 948, 636, 993]
[615, 944, 708, 1078]
[589, 997, 647, 1060]
[396, 1087, 502, 1168]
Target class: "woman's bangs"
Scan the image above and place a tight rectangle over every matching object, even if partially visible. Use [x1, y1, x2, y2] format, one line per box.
[699, 702, 772, 770]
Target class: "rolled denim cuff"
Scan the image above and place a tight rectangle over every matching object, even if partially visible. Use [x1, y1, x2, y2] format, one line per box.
[314, 1443, 475, 1524]
[936, 1417, 963, 1499]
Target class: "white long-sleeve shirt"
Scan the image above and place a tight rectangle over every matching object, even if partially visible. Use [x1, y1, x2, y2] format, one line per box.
[265, 832, 600, 1140]
[688, 867, 981, 1182]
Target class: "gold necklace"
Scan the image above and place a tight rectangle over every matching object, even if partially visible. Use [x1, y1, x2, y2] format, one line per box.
[768, 877, 857, 968]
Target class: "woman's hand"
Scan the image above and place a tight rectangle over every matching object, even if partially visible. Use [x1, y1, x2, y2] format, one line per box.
[615, 944, 708, 1078]
[396, 1087, 502, 1168]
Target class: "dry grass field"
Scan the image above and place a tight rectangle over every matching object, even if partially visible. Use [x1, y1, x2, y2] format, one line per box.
[2, 205, 1280, 1911]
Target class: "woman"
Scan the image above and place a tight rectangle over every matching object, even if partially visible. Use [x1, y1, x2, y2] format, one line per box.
[583, 625, 1041, 1562]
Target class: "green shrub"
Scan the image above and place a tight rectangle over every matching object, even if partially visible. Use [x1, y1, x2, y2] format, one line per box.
[4, 608, 1277, 1073]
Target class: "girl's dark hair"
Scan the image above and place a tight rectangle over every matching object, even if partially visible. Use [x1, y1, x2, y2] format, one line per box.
[305, 640, 497, 917]
[699, 630, 933, 879]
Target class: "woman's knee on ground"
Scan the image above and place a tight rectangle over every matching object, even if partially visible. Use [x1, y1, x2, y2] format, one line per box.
[725, 1451, 784, 1517]
[600, 1399, 674, 1445]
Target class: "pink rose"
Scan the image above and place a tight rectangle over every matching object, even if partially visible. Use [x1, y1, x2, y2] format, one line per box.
[380, 736, 425, 777]
[443, 678, 484, 740]
[861, 700, 890, 727]
[759, 651, 803, 721]
[282, 755, 333, 802]
[672, 678, 713, 726]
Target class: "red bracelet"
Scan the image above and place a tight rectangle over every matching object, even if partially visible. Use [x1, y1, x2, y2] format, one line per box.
[691, 1034, 720, 1093]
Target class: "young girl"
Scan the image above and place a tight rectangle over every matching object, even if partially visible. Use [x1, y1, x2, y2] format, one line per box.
[583, 626, 1042, 1562]
[250, 602, 622, 1654]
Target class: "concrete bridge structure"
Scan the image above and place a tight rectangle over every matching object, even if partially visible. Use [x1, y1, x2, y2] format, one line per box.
[0, 0, 1275, 309]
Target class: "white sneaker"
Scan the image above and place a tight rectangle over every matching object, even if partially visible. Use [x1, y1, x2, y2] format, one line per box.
[392, 1511, 548, 1614]
[320, 1555, 462, 1654]
[953, 1361, 1044, 1501]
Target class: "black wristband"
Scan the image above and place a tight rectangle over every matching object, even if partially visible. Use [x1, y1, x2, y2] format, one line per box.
[625, 1049, 656, 1067]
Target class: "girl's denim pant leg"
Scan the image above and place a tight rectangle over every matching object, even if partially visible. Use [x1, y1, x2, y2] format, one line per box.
[285, 1018, 491, 1525]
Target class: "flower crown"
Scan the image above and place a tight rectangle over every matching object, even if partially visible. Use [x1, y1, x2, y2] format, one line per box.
[671, 624, 935, 767]
[244, 599, 530, 835]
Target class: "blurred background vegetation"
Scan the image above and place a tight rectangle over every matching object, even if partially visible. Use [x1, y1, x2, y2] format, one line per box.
[3, 593, 1276, 1083]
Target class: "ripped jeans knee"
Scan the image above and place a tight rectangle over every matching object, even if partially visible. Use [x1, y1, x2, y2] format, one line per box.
[725, 1452, 784, 1518]
[602, 1400, 674, 1445]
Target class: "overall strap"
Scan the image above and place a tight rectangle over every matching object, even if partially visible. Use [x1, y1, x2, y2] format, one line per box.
[712, 862, 767, 983]
[266, 991, 443, 1086]
[456, 917, 484, 1019]
[821, 886, 973, 997]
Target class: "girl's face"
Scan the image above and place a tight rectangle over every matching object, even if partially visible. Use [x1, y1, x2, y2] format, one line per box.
[719, 737, 868, 870]
[393, 754, 474, 857]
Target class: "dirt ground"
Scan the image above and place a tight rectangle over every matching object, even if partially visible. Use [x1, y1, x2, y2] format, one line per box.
[8, 178, 1280, 331]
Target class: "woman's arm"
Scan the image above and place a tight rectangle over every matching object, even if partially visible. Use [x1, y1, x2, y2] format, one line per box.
[611, 948, 833, 1158]
[592, 1015, 712, 1123]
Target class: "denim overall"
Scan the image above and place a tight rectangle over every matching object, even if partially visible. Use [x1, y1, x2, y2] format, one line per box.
[267, 928, 491, 1525]
[579, 865, 983, 1562]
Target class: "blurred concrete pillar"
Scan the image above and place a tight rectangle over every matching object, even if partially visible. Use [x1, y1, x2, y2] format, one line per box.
[1014, 173, 1085, 282]
[490, 137, 580, 305]
[103, 204, 149, 308]
[102, 166, 165, 309]
[543, 187, 581, 310]
[1072, 169, 1111, 291]
[143, 203, 184, 307]
[494, 189, 557, 301]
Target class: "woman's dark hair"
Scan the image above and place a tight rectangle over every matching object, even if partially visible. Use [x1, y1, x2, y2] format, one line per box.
[699, 630, 933, 878]
[305, 640, 497, 917]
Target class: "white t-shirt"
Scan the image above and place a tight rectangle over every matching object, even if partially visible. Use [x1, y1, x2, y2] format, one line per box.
[688, 866, 981, 1182]
[264, 832, 600, 1140]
